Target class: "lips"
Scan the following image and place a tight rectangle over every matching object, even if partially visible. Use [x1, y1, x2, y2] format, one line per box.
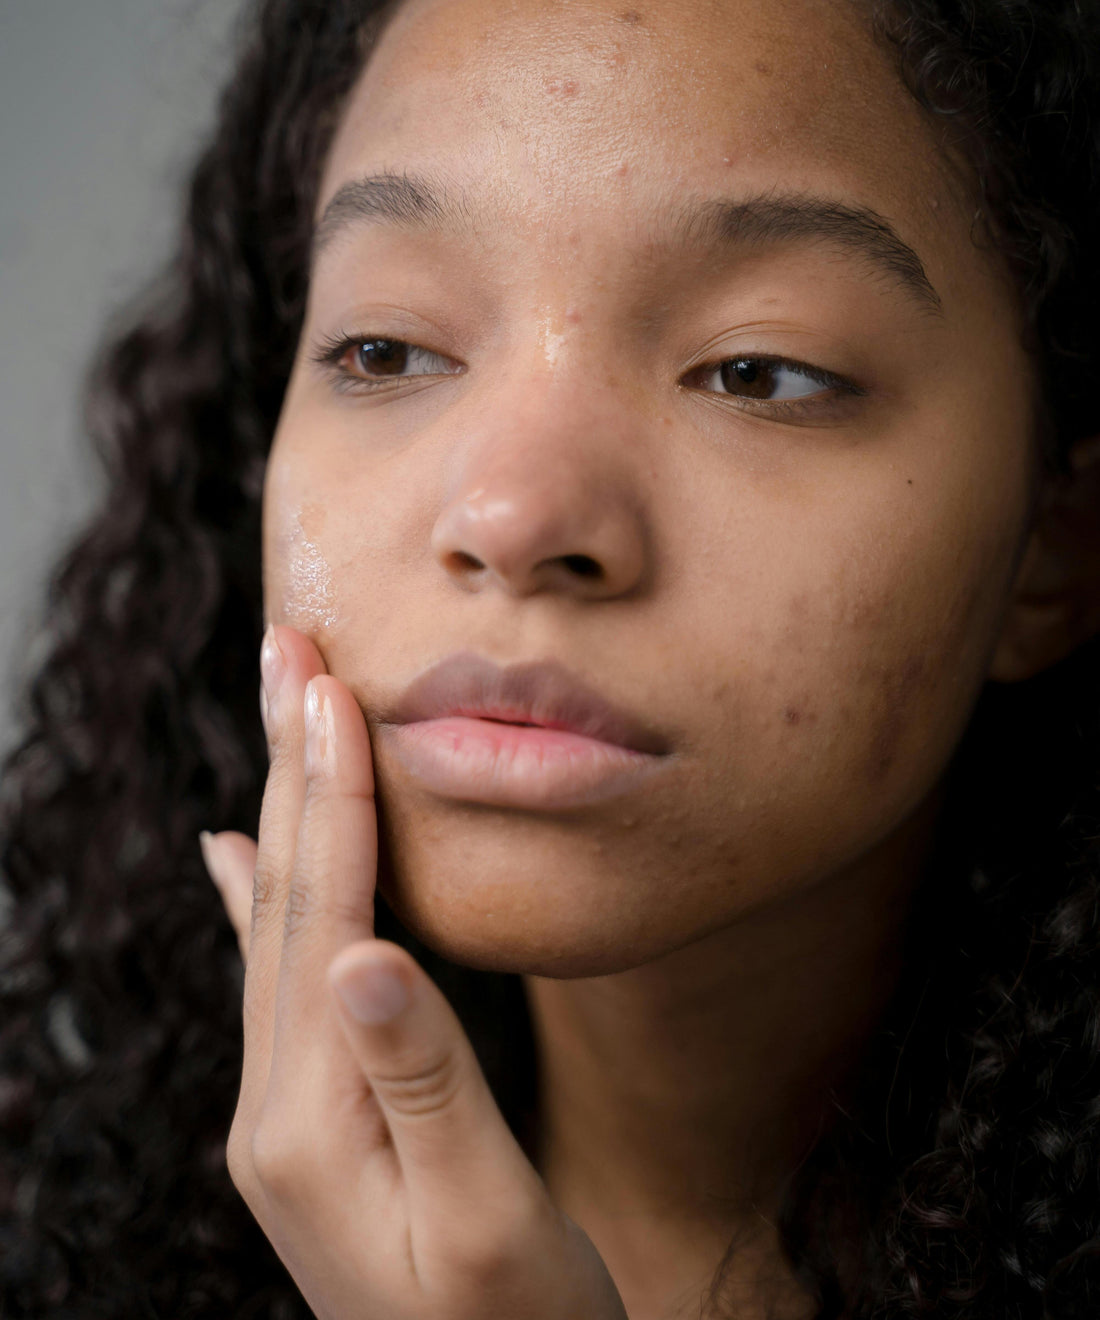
[385, 652, 671, 756]
[374, 652, 673, 810]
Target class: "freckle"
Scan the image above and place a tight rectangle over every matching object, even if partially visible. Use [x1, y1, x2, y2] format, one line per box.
[619, 9, 642, 24]
[784, 706, 801, 725]
[907, 478, 914, 486]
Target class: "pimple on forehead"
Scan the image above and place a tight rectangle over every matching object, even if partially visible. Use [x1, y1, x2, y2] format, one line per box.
[544, 76, 581, 96]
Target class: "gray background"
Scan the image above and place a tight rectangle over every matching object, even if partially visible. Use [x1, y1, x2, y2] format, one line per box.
[0, 0, 248, 753]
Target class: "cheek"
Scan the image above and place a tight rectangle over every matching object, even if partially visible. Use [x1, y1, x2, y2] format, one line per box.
[270, 504, 340, 632]
[738, 493, 1020, 819]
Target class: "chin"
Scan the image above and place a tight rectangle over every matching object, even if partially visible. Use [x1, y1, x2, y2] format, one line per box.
[373, 794, 696, 979]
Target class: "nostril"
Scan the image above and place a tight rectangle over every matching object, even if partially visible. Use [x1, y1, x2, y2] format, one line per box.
[562, 554, 602, 579]
[449, 551, 484, 572]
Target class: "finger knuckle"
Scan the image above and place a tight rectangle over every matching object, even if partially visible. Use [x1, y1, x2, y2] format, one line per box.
[454, 1213, 543, 1292]
[225, 1115, 258, 1199]
[248, 1118, 313, 1201]
[249, 860, 282, 932]
[264, 712, 298, 760]
[374, 1049, 464, 1118]
[281, 877, 313, 941]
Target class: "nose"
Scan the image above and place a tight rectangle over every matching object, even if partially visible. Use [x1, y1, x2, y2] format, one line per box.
[430, 369, 651, 601]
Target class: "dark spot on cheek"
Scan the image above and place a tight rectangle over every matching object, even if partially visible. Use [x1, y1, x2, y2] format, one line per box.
[787, 591, 812, 621]
[545, 76, 580, 97]
[782, 701, 817, 727]
[865, 652, 929, 783]
[754, 60, 771, 75]
[619, 9, 643, 24]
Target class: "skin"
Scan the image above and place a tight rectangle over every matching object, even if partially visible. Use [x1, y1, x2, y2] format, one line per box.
[198, 0, 1100, 1315]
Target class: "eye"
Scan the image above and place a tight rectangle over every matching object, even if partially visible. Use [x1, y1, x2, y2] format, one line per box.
[693, 356, 839, 402]
[311, 333, 460, 391]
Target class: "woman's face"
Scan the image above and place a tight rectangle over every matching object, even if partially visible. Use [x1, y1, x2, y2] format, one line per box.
[264, 0, 1036, 976]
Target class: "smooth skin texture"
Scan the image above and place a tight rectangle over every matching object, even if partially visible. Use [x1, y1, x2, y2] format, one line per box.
[201, 0, 1100, 1315]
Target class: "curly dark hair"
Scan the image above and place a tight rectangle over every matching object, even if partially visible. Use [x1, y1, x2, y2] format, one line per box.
[1, 0, 1098, 1315]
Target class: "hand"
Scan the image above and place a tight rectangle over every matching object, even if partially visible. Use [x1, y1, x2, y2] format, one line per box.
[200, 625, 628, 1320]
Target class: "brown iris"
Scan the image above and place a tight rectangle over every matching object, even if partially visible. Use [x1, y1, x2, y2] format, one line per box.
[719, 358, 774, 399]
[356, 339, 408, 375]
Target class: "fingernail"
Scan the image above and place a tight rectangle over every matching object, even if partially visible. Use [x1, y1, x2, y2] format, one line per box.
[260, 626, 286, 723]
[333, 960, 409, 1024]
[199, 831, 224, 888]
[304, 680, 335, 779]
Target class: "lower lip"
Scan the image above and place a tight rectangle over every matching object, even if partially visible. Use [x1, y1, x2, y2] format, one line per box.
[381, 716, 666, 809]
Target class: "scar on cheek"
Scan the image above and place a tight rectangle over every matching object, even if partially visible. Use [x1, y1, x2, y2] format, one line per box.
[280, 507, 338, 631]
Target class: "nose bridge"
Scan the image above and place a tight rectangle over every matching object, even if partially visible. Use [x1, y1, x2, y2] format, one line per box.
[430, 332, 652, 599]
[470, 329, 626, 480]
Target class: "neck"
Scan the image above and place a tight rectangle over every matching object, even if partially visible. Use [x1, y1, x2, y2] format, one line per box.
[522, 795, 940, 1319]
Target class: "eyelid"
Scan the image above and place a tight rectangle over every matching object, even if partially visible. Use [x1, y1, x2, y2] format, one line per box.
[679, 352, 869, 426]
[685, 352, 861, 393]
[309, 330, 462, 392]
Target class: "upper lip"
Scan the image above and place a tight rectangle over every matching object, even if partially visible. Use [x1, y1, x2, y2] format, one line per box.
[385, 652, 671, 755]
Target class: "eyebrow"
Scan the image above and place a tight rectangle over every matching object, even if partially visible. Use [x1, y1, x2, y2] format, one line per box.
[312, 171, 943, 314]
[311, 172, 470, 268]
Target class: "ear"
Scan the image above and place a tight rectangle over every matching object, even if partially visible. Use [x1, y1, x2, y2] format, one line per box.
[990, 435, 1100, 682]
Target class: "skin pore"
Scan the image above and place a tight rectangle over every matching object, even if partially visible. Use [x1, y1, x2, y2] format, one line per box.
[259, 0, 1042, 1313]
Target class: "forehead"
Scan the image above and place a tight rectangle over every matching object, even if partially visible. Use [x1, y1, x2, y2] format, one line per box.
[320, 0, 956, 238]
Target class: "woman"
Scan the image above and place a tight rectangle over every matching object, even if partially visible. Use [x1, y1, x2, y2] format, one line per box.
[3, 0, 1100, 1315]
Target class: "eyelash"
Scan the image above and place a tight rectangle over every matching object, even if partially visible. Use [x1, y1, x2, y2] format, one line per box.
[310, 331, 865, 417]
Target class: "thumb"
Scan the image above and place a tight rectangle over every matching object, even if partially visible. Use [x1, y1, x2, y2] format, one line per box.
[327, 939, 540, 1214]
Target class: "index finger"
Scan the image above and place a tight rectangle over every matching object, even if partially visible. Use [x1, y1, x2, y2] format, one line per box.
[268, 673, 379, 1082]
[237, 626, 328, 1114]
